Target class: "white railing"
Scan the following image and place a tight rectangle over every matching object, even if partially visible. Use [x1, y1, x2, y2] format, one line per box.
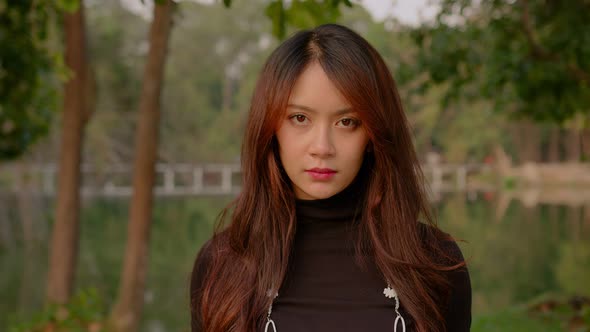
[0, 162, 493, 197]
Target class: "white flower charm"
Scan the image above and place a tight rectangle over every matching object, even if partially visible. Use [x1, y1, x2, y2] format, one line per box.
[265, 288, 279, 332]
[384, 284, 406, 332]
[383, 286, 397, 299]
[266, 289, 278, 298]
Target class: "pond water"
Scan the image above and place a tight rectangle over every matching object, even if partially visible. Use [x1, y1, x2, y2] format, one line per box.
[1, 192, 589, 330]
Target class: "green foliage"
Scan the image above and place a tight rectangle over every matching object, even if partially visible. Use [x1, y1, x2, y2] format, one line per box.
[7, 288, 105, 332]
[502, 176, 517, 190]
[473, 293, 590, 331]
[221, 0, 353, 39]
[405, 0, 590, 124]
[265, 1, 286, 38]
[0, 0, 60, 160]
[556, 242, 590, 295]
[262, 0, 353, 39]
[56, 0, 80, 12]
[472, 307, 563, 331]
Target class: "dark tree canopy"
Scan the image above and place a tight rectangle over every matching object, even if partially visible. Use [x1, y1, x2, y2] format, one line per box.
[405, 0, 590, 124]
[0, 0, 59, 160]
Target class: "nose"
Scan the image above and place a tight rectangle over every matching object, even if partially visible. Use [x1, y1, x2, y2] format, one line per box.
[308, 125, 335, 158]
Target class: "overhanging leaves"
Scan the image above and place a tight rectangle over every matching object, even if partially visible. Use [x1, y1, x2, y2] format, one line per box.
[405, 0, 590, 124]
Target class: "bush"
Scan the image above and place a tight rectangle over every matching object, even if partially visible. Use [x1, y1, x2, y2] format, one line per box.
[8, 288, 106, 332]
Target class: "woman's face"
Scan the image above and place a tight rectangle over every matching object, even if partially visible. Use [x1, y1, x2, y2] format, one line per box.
[275, 62, 370, 200]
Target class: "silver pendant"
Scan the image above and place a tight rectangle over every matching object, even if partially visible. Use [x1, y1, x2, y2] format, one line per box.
[394, 313, 406, 332]
[385, 284, 406, 332]
[264, 319, 277, 332]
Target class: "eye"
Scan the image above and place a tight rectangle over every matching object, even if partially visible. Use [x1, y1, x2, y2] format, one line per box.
[336, 118, 360, 128]
[288, 114, 309, 125]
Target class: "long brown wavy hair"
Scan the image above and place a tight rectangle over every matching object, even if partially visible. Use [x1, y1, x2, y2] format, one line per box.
[192, 24, 463, 332]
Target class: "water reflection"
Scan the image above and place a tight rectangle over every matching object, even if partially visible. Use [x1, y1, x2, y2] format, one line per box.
[0, 191, 588, 330]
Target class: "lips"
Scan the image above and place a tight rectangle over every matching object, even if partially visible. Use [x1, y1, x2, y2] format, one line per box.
[305, 168, 337, 180]
[307, 168, 336, 174]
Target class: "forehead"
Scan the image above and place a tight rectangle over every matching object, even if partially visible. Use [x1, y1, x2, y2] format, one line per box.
[287, 62, 351, 113]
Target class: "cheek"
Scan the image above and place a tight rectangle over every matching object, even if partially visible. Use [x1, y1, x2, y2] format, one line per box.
[275, 121, 295, 146]
[275, 126, 288, 153]
[276, 129, 299, 165]
[341, 136, 369, 164]
[276, 134, 290, 153]
[276, 123, 307, 151]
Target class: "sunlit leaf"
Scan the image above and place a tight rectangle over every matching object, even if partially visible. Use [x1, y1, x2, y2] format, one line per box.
[265, 1, 286, 39]
[57, 0, 80, 12]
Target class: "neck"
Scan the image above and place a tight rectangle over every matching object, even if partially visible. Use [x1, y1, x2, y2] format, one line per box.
[295, 176, 366, 223]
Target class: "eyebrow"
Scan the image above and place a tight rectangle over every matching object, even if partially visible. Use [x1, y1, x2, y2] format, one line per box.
[287, 103, 354, 116]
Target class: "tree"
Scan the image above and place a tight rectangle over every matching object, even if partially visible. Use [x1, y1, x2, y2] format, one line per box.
[107, 1, 174, 331]
[0, 0, 58, 160]
[46, 0, 89, 304]
[223, 0, 353, 39]
[405, 0, 590, 125]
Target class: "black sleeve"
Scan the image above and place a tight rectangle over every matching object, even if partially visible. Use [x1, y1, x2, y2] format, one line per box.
[442, 240, 472, 332]
[190, 239, 213, 332]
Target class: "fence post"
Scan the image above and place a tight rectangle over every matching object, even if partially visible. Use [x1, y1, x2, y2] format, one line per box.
[193, 167, 203, 193]
[221, 165, 232, 193]
[457, 166, 467, 190]
[163, 166, 175, 194]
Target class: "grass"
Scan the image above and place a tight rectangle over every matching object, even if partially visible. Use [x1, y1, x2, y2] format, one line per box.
[473, 294, 590, 332]
[473, 308, 564, 331]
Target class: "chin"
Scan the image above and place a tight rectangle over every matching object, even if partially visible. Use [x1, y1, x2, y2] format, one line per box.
[308, 191, 334, 200]
[300, 184, 343, 200]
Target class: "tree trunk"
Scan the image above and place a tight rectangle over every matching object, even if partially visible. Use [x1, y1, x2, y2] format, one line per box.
[524, 121, 542, 163]
[108, 2, 174, 331]
[511, 121, 542, 164]
[564, 128, 581, 162]
[0, 194, 15, 250]
[546, 126, 560, 162]
[46, 4, 87, 304]
[581, 127, 590, 161]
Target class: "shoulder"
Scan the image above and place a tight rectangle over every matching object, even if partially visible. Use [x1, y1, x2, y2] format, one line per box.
[417, 221, 465, 264]
[190, 234, 226, 332]
[190, 230, 232, 294]
[191, 238, 214, 290]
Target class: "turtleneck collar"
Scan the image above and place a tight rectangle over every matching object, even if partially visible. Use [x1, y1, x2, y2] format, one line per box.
[295, 176, 366, 223]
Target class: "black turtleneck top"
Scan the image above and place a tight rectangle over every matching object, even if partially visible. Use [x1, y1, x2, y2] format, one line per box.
[190, 183, 472, 332]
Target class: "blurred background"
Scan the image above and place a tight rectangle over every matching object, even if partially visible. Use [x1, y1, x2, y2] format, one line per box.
[1, 0, 589, 331]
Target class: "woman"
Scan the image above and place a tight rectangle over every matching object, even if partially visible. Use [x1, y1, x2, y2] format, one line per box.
[190, 24, 471, 332]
